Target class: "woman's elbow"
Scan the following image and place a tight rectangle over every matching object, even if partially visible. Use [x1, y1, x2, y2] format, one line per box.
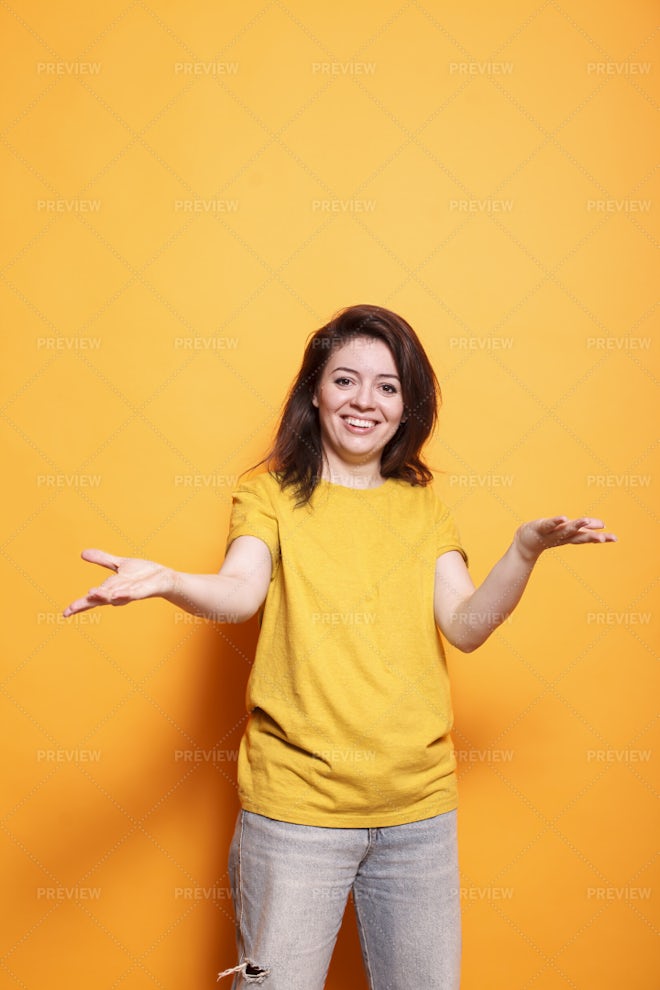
[439, 621, 488, 654]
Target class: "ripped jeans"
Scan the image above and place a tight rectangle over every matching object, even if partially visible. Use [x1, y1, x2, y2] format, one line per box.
[221, 808, 461, 989]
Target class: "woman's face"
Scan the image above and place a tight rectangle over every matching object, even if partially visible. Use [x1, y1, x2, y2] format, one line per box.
[312, 336, 405, 479]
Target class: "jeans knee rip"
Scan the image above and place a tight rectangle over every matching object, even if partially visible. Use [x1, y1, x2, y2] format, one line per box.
[217, 959, 270, 984]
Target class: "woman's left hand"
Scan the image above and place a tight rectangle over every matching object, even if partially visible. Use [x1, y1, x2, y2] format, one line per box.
[514, 516, 617, 563]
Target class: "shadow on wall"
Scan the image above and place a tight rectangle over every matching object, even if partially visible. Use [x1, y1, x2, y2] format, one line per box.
[202, 622, 369, 989]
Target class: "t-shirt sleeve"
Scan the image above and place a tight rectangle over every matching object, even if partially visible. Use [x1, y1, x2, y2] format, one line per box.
[433, 494, 469, 567]
[225, 476, 281, 579]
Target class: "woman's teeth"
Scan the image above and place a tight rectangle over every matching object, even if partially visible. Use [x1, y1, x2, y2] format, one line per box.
[345, 417, 376, 429]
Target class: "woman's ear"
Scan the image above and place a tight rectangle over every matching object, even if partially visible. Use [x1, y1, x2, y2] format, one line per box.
[312, 392, 319, 408]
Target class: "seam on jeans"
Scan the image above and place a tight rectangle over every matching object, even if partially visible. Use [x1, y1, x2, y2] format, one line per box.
[234, 811, 248, 988]
[352, 892, 376, 990]
[236, 811, 245, 943]
[223, 815, 272, 987]
[357, 827, 375, 867]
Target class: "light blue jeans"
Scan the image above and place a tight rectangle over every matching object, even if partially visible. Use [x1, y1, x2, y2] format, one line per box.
[220, 808, 461, 989]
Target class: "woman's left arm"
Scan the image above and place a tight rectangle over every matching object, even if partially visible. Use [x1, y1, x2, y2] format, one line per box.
[434, 516, 617, 653]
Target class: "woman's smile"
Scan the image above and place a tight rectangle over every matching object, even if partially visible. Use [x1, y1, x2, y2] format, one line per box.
[341, 415, 380, 433]
[312, 336, 405, 481]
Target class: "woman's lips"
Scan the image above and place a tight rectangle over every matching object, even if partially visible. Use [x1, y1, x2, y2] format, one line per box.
[342, 416, 379, 433]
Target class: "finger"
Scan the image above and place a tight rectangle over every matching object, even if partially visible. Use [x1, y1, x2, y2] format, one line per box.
[554, 517, 602, 536]
[542, 516, 569, 531]
[560, 519, 590, 536]
[63, 585, 130, 616]
[63, 596, 98, 617]
[534, 516, 570, 539]
[545, 516, 607, 533]
[539, 518, 591, 546]
[86, 581, 133, 604]
[573, 530, 618, 544]
[80, 548, 123, 571]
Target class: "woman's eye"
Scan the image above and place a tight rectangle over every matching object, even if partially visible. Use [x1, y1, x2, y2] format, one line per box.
[334, 377, 352, 386]
[381, 383, 398, 394]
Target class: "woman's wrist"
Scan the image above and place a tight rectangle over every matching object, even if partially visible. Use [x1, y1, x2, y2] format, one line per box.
[512, 526, 543, 567]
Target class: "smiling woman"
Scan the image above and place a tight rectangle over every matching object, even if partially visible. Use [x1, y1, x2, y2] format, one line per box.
[312, 336, 406, 478]
[258, 304, 441, 502]
[63, 304, 616, 990]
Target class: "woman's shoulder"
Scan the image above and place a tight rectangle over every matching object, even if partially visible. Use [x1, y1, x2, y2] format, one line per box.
[231, 469, 296, 509]
[392, 477, 460, 528]
[233, 469, 280, 492]
[389, 473, 450, 503]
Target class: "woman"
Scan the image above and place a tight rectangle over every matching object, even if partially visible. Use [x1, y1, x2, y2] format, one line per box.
[64, 304, 616, 989]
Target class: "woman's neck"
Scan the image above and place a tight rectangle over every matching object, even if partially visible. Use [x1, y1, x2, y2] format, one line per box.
[319, 461, 386, 489]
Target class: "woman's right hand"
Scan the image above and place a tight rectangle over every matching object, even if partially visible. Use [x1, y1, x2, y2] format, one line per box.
[63, 548, 176, 616]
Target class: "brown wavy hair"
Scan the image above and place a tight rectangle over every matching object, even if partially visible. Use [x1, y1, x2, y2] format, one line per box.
[255, 304, 441, 506]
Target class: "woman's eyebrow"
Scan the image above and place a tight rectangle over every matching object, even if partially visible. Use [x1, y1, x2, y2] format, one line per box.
[330, 365, 401, 380]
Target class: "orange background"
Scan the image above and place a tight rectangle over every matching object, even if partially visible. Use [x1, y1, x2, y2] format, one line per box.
[1, 2, 658, 988]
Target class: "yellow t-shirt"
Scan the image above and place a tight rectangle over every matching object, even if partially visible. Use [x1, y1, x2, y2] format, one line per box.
[225, 471, 467, 827]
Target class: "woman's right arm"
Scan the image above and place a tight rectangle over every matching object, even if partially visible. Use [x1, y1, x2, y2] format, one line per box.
[62, 535, 273, 623]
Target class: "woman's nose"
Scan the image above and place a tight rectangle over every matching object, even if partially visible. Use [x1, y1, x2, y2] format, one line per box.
[351, 383, 375, 408]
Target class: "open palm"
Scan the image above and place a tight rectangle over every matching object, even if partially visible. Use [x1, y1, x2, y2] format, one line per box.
[63, 548, 174, 616]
